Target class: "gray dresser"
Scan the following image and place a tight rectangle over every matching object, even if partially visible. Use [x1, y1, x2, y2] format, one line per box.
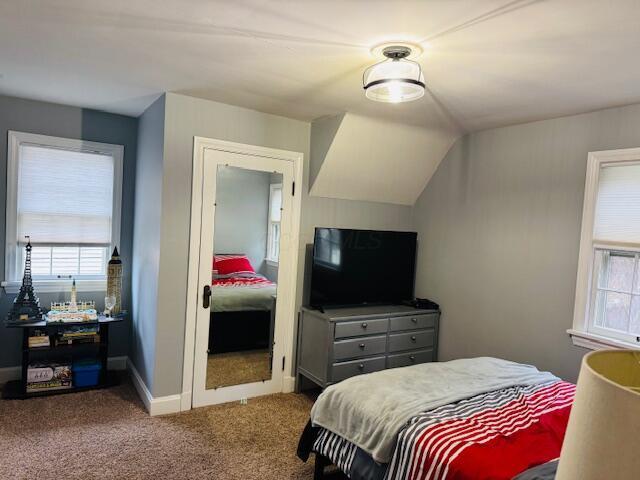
[296, 305, 439, 390]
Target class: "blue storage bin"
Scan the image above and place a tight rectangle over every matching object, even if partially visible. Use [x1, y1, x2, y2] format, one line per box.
[73, 361, 102, 387]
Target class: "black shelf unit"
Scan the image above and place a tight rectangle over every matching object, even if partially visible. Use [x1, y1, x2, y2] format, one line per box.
[2, 315, 124, 400]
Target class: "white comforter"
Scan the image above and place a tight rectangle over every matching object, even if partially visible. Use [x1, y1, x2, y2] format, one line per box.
[310, 357, 558, 463]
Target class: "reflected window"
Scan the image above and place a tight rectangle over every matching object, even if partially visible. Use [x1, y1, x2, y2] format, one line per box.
[315, 228, 342, 269]
[266, 184, 282, 264]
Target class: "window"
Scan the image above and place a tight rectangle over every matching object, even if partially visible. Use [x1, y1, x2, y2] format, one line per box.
[266, 183, 282, 264]
[572, 148, 640, 349]
[315, 228, 342, 269]
[4, 131, 123, 292]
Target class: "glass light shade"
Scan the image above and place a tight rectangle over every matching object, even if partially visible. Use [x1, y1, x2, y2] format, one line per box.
[363, 58, 425, 103]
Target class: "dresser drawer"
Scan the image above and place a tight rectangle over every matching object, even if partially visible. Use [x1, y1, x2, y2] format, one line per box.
[333, 335, 387, 361]
[334, 317, 388, 339]
[389, 313, 437, 332]
[387, 349, 434, 369]
[388, 330, 434, 352]
[331, 356, 386, 382]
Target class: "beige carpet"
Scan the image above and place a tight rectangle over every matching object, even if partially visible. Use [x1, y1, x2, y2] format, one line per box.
[0, 378, 340, 480]
[207, 349, 271, 389]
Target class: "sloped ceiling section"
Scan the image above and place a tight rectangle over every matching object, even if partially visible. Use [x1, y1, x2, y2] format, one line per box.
[309, 113, 458, 206]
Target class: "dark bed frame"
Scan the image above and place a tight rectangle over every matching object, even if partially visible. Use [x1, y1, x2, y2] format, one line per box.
[314, 454, 332, 480]
[208, 310, 272, 353]
[210, 253, 276, 354]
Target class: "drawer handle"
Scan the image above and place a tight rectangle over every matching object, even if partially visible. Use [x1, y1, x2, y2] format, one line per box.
[411, 318, 418, 323]
[359, 343, 366, 349]
[411, 335, 417, 342]
[409, 355, 416, 361]
[358, 363, 365, 370]
[361, 322, 368, 329]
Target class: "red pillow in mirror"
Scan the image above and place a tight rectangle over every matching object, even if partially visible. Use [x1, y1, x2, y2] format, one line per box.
[213, 254, 255, 275]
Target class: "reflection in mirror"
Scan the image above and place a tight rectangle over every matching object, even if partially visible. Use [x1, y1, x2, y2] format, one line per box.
[206, 165, 283, 389]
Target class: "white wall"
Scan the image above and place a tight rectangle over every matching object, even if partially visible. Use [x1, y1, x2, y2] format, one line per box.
[144, 93, 414, 397]
[309, 112, 457, 205]
[412, 102, 640, 382]
[213, 167, 271, 274]
[0, 94, 138, 370]
[130, 94, 165, 391]
[152, 93, 312, 397]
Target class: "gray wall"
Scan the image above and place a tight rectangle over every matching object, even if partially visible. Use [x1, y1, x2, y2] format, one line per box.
[130, 95, 165, 391]
[412, 102, 640, 382]
[213, 167, 271, 274]
[0, 94, 138, 368]
[147, 93, 413, 397]
[151, 93, 311, 396]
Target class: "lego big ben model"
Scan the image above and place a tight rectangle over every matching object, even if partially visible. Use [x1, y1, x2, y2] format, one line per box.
[107, 247, 123, 315]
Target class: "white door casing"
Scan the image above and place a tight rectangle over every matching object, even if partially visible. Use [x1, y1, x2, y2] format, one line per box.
[183, 138, 303, 409]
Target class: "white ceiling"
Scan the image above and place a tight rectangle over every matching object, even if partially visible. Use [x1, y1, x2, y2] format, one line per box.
[2, 1, 640, 133]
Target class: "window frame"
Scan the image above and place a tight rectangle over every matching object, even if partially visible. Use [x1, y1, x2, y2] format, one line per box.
[266, 183, 282, 266]
[571, 147, 640, 350]
[3, 131, 123, 293]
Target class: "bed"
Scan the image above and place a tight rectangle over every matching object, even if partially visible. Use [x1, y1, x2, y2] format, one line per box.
[209, 254, 277, 354]
[298, 357, 575, 480]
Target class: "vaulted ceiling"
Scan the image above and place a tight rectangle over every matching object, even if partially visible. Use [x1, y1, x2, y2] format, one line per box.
[2, 1, 640, 203]
[2, 1, 640, 131]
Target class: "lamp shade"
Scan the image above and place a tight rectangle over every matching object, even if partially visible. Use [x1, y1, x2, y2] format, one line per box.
[556, 350, 640, 480]
[363, 49, 425, 103]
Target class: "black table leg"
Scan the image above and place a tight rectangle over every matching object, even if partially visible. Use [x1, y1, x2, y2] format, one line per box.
[314, 453, 329, 480]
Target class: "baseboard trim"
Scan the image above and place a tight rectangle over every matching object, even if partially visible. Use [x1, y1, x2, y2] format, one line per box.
[127, 359, 181, 416]
[0, 355, 128, 386]
[283, 375, 296, 393]
[180, 390, 192, 412]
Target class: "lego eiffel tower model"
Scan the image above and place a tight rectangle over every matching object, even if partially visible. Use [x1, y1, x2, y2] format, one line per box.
[6, 237, 43, 325]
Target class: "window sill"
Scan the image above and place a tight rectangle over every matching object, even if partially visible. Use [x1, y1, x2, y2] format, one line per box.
[2, 279, 107, 294]
[265, 259, 279, 267]
[567, 329, 640, 351]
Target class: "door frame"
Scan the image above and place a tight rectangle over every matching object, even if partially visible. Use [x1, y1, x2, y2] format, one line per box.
[181, 137, 303, 411]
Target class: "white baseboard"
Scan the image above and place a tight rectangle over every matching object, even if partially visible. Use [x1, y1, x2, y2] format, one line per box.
[0, 355, 128, 386]
[283, 375, 296, 393]
[180, 390, 192, 411]
[127, 359, 181, 416]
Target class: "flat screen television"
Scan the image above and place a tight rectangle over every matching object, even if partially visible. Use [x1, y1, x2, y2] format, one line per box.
[310, 228, 417, 308]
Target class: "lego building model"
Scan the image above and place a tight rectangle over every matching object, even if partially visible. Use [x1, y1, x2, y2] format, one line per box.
[107, 247, 123, 315]
[46, 279, 98, 323]
[6, 237, 43, 325]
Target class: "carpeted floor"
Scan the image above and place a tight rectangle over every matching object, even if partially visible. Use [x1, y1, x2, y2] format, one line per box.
[207, 349, 271, 389]
[0, 377, 335, 480]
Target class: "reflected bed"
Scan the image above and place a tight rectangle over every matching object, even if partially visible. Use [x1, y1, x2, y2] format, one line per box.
[209, 255, 277, 354]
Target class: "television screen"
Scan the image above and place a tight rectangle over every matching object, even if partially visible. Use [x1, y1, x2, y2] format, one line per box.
[310, 228, 417, 308]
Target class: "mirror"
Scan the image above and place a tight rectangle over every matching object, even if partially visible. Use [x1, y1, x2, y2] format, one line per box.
[206, 165, 283, 389]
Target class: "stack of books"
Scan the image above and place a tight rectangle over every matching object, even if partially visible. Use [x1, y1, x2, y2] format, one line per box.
[26, 363, 72, 392]
[28, 329, 50, 349]
[55, 325, 100, 346]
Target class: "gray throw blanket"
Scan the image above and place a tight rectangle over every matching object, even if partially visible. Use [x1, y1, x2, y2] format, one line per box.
[310, 357, 558, 463]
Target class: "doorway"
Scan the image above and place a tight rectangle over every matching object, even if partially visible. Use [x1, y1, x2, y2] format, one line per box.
[184, 138, 302, 408]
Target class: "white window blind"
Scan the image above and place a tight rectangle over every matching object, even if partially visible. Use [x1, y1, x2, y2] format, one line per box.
[4, 131, 123, 292]
[267, 184, 282, 263]
[270, 186, 282, 222]
[594, 163, 640, 245]
[17, 144, 114, 245]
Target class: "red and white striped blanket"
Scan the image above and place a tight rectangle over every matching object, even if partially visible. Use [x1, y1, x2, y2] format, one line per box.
[212, 273, 274, 288]
[386, 380, 575, 480]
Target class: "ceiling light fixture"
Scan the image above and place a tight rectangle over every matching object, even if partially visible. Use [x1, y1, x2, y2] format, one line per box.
[363, 45, 425, 103]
